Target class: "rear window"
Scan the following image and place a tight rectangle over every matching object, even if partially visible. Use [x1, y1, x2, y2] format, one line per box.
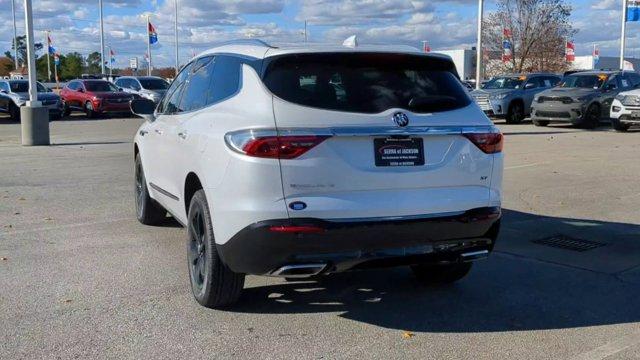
[263, 53, 471, 114]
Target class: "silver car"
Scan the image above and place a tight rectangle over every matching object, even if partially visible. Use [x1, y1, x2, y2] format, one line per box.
[471, 73, 561, 124]
[114, 76, 169, 104]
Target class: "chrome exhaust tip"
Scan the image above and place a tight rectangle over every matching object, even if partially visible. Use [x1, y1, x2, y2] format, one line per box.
[460, 250, 489, 262]
[270, 264, 327, 278]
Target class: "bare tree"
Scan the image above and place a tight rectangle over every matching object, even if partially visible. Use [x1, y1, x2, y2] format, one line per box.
[483, 0, 576, 75]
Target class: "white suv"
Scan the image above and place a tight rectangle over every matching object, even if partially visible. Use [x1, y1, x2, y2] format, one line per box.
[131, 40, 504, 309]
[610, 86, 640, 132]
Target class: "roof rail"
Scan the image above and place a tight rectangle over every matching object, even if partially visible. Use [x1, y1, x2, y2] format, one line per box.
[213, 39, 274, 48]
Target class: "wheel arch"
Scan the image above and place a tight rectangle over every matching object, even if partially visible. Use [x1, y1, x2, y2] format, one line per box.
[184, 172, 204, 216]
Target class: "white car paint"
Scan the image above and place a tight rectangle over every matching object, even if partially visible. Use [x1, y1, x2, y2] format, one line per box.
[134, 41, 504, 247]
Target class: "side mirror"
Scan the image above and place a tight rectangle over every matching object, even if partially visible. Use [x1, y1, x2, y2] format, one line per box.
[131, 98, 156, 122]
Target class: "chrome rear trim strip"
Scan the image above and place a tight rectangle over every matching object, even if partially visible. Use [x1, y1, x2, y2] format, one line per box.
[277, 125, 498, 137]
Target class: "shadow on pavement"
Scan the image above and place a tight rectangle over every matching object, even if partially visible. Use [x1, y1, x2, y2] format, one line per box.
[51, 141, 130, 146]
[231, 209, 640, 333]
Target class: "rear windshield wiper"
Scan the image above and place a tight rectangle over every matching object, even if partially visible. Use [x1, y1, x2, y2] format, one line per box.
[407, 95, 459, 112]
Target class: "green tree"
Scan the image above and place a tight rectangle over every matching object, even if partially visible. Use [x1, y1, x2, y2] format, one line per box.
[86, 51, 102, 74]
[36, 55, 57, 82]
[10, 35, 43, 67]
[61, 52, 82, 80]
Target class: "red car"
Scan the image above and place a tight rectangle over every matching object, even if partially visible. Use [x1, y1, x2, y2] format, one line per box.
[60, 79, 135, 118]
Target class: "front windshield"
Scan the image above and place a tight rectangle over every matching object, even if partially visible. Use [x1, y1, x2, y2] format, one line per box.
[482, 77, 524, 89]
[560, 75, 607, 89]
[85, 81, 119, 92]
[139, 78, 169, 90]
[9, 81, 47, 93]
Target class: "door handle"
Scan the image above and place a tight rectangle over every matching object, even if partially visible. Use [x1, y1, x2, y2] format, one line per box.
[155, 129, 164, 135]
[178, 131, 187, 140]
[139, 130, 148, 136]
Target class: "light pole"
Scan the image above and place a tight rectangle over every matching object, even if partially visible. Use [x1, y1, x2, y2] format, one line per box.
[99, 0, 106, 76]
[174, 0, 179, 75]
[11, 0, 18, 69]
[475, 0, 484, 90]
[21, 0, 49, 146]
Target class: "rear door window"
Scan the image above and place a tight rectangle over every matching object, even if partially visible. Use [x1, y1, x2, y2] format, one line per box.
[263, 53, 471, 114]
[208, 55, 241, 105]
[179, 56, 215, 112]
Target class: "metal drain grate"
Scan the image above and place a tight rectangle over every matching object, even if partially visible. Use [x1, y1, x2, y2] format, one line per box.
[531, 235, 606, 252]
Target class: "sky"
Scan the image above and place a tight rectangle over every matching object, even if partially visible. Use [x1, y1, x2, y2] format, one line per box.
[0, 0, 637, 69]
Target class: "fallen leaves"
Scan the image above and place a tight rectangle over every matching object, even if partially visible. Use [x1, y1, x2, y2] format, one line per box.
[402, 331, 415, 339]
[44, 217, 54, 221]
[62, 299, 73, 304]
[3, 224, 12, 229]
[0, 257, 8, 261]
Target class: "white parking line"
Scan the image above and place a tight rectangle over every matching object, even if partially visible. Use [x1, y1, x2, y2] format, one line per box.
[570, 331, 640, 360]
[505, 162, 547, 170]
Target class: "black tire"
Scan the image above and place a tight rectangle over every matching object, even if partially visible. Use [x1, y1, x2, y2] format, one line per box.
[411, 262, 472, 285]
[611, 117, 630, 132]
[506, 102, 525, 124]
[580, 104, 600, 129]
[532, 119, 549, 127]
[187, 189, 244, 309]
[62, 101, 71, 117]
[84, 101, 98, 119]
[134, 154, 166, 225]
[49, 112, 62, 121]
[9, 103, 20, 122]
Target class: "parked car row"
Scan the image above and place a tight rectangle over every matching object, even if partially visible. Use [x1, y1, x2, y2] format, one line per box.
[472, 69, 640, 131]
[0, 76, 169, 121]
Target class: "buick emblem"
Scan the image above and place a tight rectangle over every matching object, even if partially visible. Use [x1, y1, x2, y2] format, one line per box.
[392, 112, 409, 127]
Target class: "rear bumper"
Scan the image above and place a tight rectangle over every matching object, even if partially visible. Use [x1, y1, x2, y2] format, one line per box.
[217, 207, 501, 276]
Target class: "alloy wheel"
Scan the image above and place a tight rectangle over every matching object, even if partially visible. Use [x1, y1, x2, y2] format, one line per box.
[188, 208, 207, 292]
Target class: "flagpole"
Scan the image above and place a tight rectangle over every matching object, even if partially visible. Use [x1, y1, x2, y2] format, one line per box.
[45, 31, 51, 82]
[11, 0, 18, 69]
[475, 0, 484, 90]
[621, 0, 627, 69]
[174, 0, 179, 75]
[99, 0, 106, 76]
[147, 15, 152, 77]
[107, 45, 112, 79]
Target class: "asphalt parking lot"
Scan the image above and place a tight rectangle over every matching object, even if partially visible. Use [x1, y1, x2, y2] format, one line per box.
[1, 115, 640, 359]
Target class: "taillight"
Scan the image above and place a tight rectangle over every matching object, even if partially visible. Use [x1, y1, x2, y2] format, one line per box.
[464, 133, 504, 154]
[225, 130, 330, 159]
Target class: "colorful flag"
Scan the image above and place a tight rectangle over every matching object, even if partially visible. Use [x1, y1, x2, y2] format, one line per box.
[148, 22, 158, 44]
[565, 41, 575, 62]
[110, 49, 116, 64]
[503, 28, 512, 38]
[593, 46, 600, 66]
[422, 41, 431, 53]
[47, 35, 56, 55]
[502, 40, 512, 63]
[628, 0, 640, 22]
[54, 53, 60, 66]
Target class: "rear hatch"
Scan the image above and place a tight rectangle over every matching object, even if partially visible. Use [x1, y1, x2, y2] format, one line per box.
[262, 52, 500, 219]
